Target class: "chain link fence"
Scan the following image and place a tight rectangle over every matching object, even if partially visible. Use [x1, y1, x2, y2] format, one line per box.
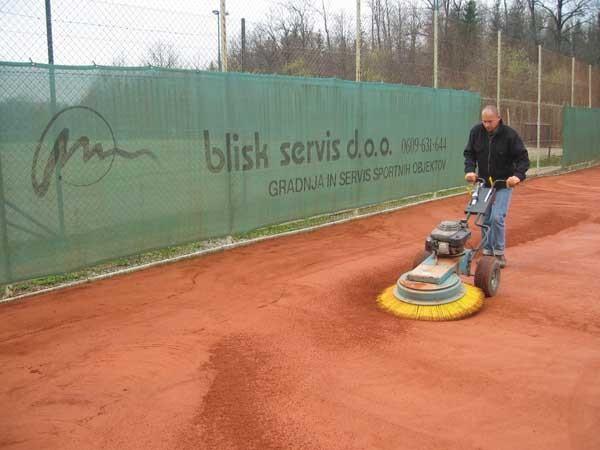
[1, 0, 218, 68]
[2, 1, 598, 97]
[1, 0, 599, 288]
[2, 0, 599, 167]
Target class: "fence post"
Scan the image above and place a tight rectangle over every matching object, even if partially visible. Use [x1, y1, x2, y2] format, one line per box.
[571, 57, 575, 107]
[356, 0, 361, 82]
[497, 30, 501, 110]
[45, 0, 56, 112]
[433, 0, 438, 88]
[45, 0, 65, 238]
[589, 64, 592, 108]
[220, 0, 227, 72]
[241, 18, 246, 72]
[536, 45, 541, 171]
[0, 152, 11, 284]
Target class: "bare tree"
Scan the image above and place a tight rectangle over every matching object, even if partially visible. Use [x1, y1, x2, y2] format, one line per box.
[227, 0, 598, 86]
[490, 0, 504, 34]
[594, 9, 600, 63]
[539, 0, 592, 50]
[385, 0, 393, 50]
[143, 41, 180, 68]
[369, 0, 379, 47]
[368, 0, 386, 49]
[407, 4, 423, 64]
[526, 0, 541, 44]
[506, 0, 528, 40]
[319, 0, 332, 50]
[330, 10, 355, 78]
[111, 51, 128, 67]
[287, 0, 317, 50]
[392, 0, 406, 56]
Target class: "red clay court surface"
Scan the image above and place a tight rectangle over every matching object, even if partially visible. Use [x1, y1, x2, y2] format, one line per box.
[1, 167, 600, 450]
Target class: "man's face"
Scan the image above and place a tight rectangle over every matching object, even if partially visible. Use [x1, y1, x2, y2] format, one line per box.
[481, 110, 501, 133]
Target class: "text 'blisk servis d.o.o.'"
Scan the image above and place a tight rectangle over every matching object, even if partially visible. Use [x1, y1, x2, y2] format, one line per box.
[201, 130, 449, 196]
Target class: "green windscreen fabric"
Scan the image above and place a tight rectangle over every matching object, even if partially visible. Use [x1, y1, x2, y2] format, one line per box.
[563, 107, 600, 166]
[0, 62, 480, 284]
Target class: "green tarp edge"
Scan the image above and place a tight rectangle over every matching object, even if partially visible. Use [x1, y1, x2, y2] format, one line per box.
[563, 107, 600, 166]
[0, 62, 481, 284]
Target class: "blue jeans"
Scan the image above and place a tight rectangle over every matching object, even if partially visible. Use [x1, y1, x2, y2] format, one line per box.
[482, 188, 512, 256]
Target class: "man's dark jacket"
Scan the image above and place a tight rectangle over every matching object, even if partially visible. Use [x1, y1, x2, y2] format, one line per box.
[464, 120, 530, 188]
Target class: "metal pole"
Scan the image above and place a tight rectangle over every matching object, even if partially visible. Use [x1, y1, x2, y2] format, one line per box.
[536, 45, 541, 170]
[45, 0, 65, 238]
[571, 57, 575, 107]
[433, 0, 438, 88]
[497, 30, 501, 110]
[241, 18, 246, 72]
[220, 0, 227, 72]
[0, 152, 12, 283]
[213, 11, 221, 71]
[589, 64, 592, 108]
[45, 0, 56, 112]
[217, 15, 221, 71]
[356, 0, 361, 82]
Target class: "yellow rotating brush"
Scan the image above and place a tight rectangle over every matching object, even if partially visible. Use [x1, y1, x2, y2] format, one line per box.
[377, 282, 484, 321]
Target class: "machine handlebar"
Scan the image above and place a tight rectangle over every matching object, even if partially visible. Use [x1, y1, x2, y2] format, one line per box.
[473, 177, 507, 188]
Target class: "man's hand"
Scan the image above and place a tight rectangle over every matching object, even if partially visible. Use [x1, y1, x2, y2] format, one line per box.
[465, 172, 477, 183]
[506, 176, 521, 188]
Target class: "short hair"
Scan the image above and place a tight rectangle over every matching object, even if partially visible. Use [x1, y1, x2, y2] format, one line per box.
[482, 105, 500, 117]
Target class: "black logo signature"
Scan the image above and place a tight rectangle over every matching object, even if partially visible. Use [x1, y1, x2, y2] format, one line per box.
[32, 106, 157, 197]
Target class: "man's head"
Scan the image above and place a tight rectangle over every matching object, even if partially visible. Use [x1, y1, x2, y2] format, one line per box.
[481, 105, 501, 133]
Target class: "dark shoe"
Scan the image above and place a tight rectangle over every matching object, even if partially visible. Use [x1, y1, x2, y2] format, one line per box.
[496, 255, 507, 268]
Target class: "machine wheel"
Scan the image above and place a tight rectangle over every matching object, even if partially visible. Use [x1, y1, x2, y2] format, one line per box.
[475, 256, 501, 297]
[412, 250, 432, 269]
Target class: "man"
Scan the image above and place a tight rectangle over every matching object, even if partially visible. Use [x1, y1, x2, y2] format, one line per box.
[464, 105, 530, 268]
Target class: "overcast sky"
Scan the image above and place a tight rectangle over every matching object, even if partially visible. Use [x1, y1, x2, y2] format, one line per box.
[1, 0, 365, 67]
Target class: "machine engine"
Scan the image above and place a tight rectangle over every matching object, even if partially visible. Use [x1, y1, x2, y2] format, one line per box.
[425, 220, 471, 256]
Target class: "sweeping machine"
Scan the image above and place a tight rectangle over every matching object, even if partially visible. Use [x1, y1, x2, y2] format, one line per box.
[377, 179, 506, 321]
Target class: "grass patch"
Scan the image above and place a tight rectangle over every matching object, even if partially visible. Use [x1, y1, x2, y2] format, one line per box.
[536, 154, 562, 167]
[2, 238, 231, 299]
